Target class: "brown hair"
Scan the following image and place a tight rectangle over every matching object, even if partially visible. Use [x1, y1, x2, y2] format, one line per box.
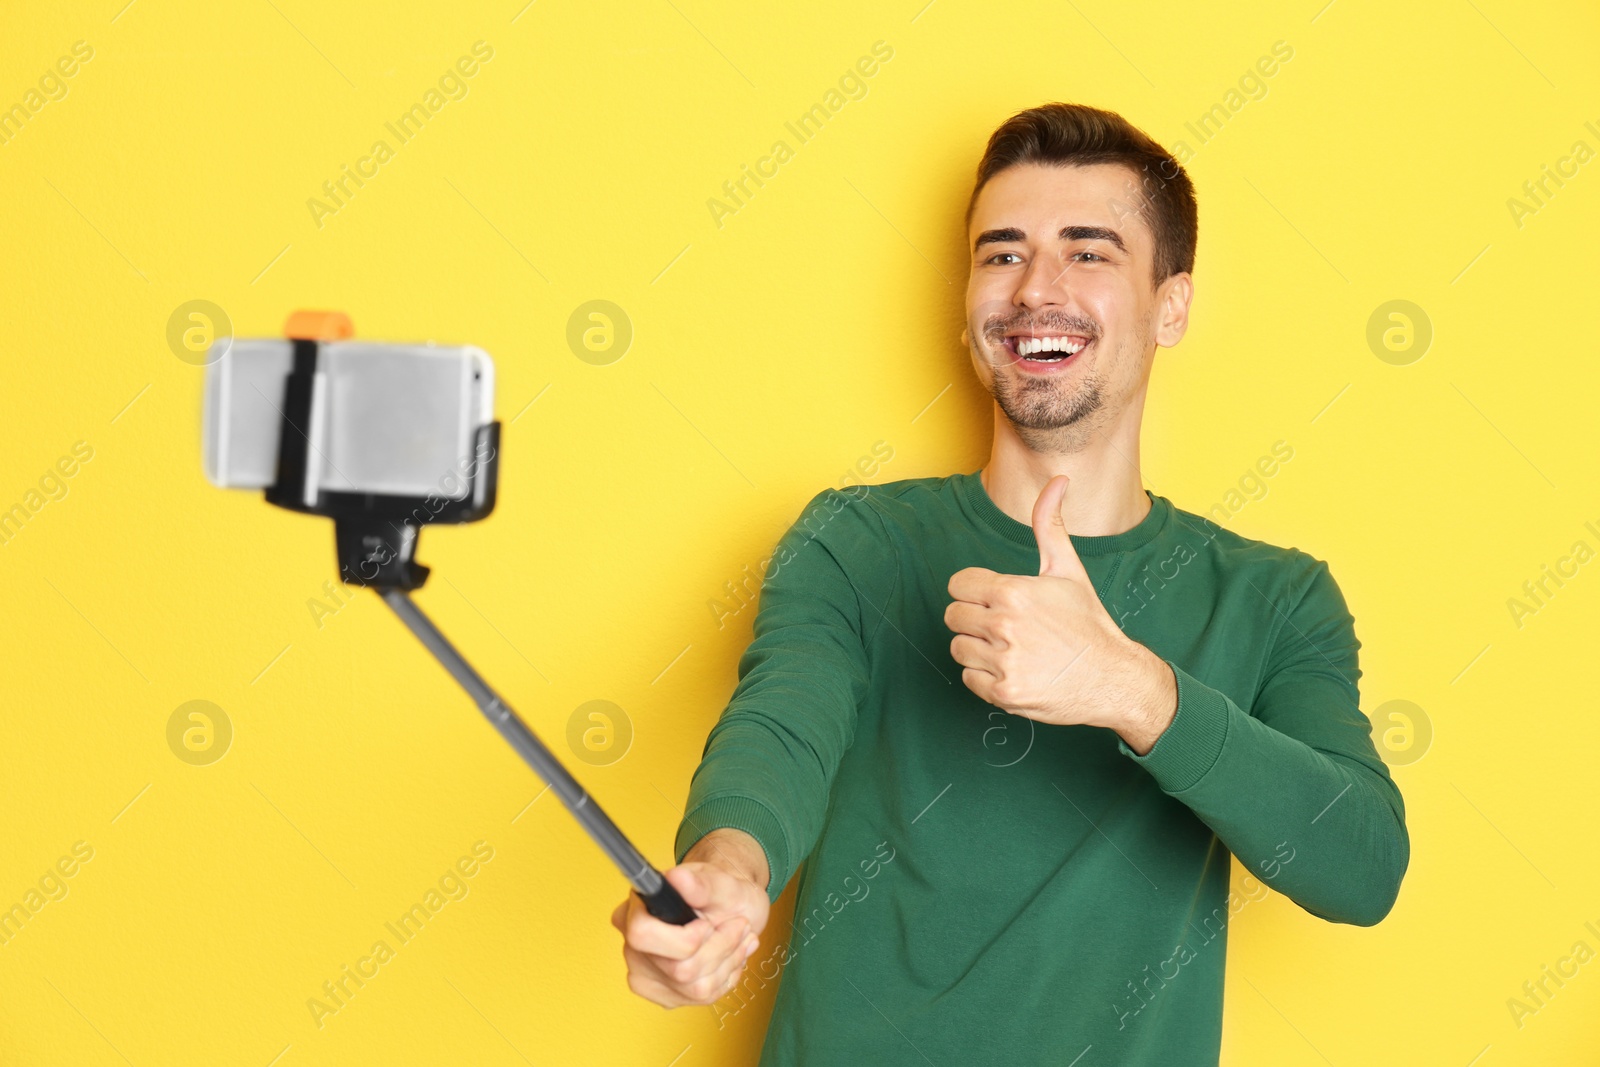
[966, 102, 1197, 287]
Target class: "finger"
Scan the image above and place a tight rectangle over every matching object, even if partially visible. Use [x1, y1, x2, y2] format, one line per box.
[664, 864, 712, 908]
[623, 892, 714, 959]
[960, 665, 999, 704]
[646, 915, 750, 990]
[943, 600, 997, 639]
[950, 633, 997, 672]
[682, 840, 767, 903]
[622, 951, 692, 1009]
[663, 864, 737, 919]
[694, 936, 758, 1003]
[626, 938, 752, 1008]
[1032, 475, 1088, 580]
[948, 565, 1003, 606]
[686, 927, 759, 1005]
[624, 941, 697, 1000]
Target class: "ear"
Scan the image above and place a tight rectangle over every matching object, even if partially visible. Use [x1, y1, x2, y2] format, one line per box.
[1154, 272, 1193, 349]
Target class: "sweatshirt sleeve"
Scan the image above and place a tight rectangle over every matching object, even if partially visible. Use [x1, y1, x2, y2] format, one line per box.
[673, 487, 893, 904]
[1117, 555, 1410, 926]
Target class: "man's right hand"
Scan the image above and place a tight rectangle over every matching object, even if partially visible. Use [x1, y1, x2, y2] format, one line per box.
[611, 828, 772, 1008]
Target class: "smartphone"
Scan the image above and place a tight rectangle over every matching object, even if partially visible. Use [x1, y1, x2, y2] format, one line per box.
[202, 339, 495, 501]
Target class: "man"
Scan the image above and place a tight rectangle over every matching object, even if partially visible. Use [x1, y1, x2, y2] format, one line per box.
[611, 101, 1409, 1065]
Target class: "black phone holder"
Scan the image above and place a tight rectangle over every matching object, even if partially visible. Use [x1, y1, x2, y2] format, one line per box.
[262, 337, 501, 591]
[255, 325, 698, 928]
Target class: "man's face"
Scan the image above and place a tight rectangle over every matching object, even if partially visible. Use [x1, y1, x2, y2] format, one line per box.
[963, 161, 1187, 449]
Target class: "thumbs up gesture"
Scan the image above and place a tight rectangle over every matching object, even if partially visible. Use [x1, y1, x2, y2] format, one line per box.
[945, 475, 1176, 745]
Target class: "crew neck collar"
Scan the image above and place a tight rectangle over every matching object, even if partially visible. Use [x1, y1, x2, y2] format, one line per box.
[956, 469, 1170, 555]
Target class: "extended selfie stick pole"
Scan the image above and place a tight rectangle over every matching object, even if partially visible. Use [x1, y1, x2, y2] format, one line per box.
[252, 311, 697, 928]
[378, 587, 700, 926]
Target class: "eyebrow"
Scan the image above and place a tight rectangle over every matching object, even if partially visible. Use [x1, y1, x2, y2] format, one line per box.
[973, 225, 1128, 254]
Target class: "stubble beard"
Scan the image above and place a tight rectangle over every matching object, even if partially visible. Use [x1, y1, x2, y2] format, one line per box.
[981, 340, 1109, 454]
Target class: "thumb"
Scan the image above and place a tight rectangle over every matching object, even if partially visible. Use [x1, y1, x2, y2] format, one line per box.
[1032, 475, 1087, 579]
[665, 864, 711, 908]
[664, 863, 743, 918]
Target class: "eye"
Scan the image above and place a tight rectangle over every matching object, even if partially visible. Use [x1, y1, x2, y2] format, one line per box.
[985, 252, 1022, 265]
[1072, 251, 1106, 263]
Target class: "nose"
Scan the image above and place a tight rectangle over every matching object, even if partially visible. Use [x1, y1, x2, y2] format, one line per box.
[1014, 248, 1073, 310]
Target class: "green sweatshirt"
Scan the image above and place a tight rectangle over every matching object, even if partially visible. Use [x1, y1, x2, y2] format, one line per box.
[674, 470, 1409, 1066]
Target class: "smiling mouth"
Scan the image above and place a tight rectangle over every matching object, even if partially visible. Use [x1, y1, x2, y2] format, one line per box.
[1001, 334, 1092, 364]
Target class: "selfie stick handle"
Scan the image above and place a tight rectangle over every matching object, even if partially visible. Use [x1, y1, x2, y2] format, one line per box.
[378, 588, 700, 926]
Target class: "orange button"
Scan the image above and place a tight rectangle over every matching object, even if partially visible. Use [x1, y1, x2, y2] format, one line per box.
[283, 310, 355, 341]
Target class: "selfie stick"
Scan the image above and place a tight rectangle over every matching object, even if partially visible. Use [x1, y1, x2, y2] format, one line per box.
[258, 311, 699, 927]
[378, 588, 697, 925]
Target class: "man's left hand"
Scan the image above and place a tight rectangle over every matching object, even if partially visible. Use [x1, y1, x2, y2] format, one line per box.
[944, 475, 1177, 752]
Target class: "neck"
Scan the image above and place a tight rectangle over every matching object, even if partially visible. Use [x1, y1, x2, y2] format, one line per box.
[979, 394, 1150, 536]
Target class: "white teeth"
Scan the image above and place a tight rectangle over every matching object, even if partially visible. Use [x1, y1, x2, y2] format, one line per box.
[1014, 336, 1087, 358]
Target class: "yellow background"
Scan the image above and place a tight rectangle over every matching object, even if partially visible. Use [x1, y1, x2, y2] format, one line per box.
[2, 0, 1597, 1063]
